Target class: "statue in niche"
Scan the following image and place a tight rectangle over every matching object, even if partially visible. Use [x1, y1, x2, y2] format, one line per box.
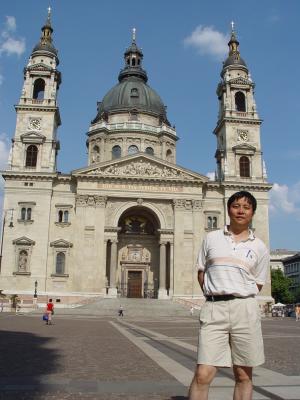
[18, 250, 28, 272]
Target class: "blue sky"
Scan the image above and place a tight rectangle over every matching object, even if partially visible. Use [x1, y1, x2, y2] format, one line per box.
[0, 0, 299, 250]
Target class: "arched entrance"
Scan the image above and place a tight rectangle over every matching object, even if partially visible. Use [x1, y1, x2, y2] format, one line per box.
[117, 206, 160, 298]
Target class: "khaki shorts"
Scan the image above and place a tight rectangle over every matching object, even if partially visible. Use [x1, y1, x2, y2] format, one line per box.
[197, 297, 264, 367]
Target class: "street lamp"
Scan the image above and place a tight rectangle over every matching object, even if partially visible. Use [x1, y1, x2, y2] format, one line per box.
[34, 280, 38, 298]
[0, 208, 14, 273]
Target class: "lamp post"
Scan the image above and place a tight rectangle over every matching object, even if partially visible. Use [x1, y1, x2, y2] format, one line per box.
[0, 208, 14, 273]
[34, 280, 38, 298]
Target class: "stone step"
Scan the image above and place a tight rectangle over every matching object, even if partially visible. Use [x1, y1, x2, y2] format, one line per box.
[51, 298, 193, 317]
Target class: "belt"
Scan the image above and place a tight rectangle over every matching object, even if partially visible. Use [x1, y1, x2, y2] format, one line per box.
[206, 295, 239, 301]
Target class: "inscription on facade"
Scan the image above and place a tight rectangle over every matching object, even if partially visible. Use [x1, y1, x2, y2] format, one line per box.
[97, 183, 183, 192]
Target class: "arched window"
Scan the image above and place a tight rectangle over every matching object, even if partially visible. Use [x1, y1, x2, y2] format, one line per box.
[145, 147, 154, 156]
[112, 145, 121, 159]
[235, 92, 246, 112]
[58, 210, 63, 223]
[207, 216, 212, 229]
[56, 252, 65, 275]
[212, 217, 217, 229]
[21, 208, 26, 220]
[128, 145, 139, 155]
[26, 145, 38, 167]
[166, 149, 173, 162]
[33, 78, 45, 100]
[27, 208, 32, 221]
[239, 156, 250, 177]
[63, 210, 69, 223]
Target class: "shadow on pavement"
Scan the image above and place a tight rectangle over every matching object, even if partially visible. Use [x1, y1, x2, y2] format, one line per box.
[0, 330, 59, 400]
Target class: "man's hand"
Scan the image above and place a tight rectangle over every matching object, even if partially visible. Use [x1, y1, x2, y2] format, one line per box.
[198, 270, 204, 291]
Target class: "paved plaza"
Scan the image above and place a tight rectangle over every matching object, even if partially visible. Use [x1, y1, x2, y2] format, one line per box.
[0, 299, 299, 400]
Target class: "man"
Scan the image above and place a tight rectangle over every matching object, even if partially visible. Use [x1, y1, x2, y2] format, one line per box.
[189, 191, 269, 400]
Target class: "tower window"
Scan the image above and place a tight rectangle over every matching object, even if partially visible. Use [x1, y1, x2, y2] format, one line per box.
[128, 145, 139, 155]
[145, 147, 154, 155]
[166, 149, 173, 162]
[25, 145, 38, 167]
[235, 91, 246, 112]
[112, 145, 121, 159]
[132, 58, 136, 66]
[130, 88, 139, 98]
[56, 252, 65, 275]
[33, 78, 45, 100]
[239, 156, 250, 177]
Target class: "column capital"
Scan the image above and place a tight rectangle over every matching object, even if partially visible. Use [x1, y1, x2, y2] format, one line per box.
[159, 241, 167, 246]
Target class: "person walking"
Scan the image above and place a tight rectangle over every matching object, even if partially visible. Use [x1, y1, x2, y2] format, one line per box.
[45, 298, 54, 325]
[189, 191, 269, 400]
[118, 305, 124, 317]
[295, 304, 300, 321]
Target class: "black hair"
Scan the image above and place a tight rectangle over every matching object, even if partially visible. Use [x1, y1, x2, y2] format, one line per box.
[227, 191, 257, 213]
[49, 298, 52, 302]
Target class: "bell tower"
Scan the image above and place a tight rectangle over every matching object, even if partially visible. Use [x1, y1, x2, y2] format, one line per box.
[214, 23, 267, 183]
[8, 7, 61, 173]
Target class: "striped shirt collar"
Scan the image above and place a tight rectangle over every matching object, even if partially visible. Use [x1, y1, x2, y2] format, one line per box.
[223, 225, 255, 241]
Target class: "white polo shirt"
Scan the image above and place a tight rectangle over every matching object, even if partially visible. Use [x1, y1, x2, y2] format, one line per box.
[196, 226, 269, 297]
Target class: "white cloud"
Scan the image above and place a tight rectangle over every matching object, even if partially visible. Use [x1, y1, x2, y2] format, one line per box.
[184, 25, 228, 60]
[0, 16, 25, 57]
[206, 171, 215, 181]
[1, 37, 25, 56]
[5, 16, 16, 32]
[0, 134, 9, 202]
[0, 133, 10, 169]
[270, 182, 300, 218]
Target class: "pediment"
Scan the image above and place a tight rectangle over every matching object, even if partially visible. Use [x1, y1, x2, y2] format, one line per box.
[229, 77, 253, 86]
[21, 131, 46, 144]
[13, 236, 35, 246]
[50, 239, 73, 248]
[72, 154, 208, 182]
[232, 143, 256, 151]
[232, 143, 256, 155]
[27, 63, 52, 72]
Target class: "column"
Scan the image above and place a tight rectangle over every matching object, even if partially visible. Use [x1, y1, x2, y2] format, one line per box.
[100, 137, 105, 161]
[108, 239, 118, 297]
[103, 240, 108, 296]
[169, 242, 174, 298]
[158, 242, 168, 299]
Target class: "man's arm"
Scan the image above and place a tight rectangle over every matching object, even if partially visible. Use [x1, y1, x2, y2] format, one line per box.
[198, 270, 204, 292]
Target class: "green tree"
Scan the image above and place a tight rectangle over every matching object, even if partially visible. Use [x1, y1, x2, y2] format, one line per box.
[271, 269, 295, 304]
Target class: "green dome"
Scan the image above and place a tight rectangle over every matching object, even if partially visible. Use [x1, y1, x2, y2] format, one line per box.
[92, 34, 170, 125]
[95, 76, 167, 120]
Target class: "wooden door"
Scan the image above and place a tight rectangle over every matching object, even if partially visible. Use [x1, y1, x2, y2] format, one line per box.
[127, 271, 142, 298]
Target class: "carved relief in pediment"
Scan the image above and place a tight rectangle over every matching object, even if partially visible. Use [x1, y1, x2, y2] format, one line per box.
[87, 160, 194, 180]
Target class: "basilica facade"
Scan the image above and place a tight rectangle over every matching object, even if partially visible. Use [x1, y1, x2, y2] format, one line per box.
[0, 13, 272, 305]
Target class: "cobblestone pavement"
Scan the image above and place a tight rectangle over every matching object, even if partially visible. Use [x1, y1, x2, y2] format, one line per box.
[0, 312, 299, 400]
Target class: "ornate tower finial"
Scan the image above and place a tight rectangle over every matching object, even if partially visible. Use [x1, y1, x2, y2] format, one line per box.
[46, 6, 52, 25]
[132, 28, 136, 43]
[231, 21, 235, 33]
